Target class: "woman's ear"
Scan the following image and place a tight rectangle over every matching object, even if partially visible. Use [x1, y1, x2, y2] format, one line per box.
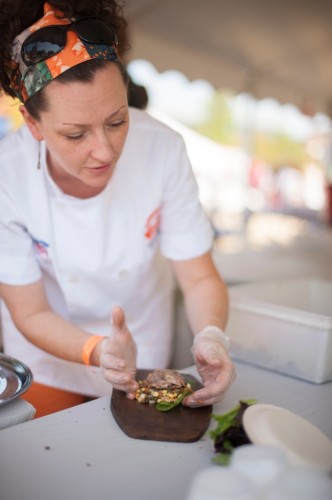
[19, 105, 44, 141]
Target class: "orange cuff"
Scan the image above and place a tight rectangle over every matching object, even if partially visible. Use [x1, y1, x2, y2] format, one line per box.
[82, 335, 105, 366]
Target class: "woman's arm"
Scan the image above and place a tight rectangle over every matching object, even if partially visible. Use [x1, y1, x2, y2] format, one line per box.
[170, 251, 235, 407]
[0, 280, 102, 365]
[170, 251, 229, 335]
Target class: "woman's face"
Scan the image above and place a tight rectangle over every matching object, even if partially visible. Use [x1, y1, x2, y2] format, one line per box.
[22, 63, 129, 197]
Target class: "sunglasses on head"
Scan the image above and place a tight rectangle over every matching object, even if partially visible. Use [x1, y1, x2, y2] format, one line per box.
[21, 17, 118, 66]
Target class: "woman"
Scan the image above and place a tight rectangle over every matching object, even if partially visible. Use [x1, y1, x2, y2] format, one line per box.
[0, 0, 235, 416]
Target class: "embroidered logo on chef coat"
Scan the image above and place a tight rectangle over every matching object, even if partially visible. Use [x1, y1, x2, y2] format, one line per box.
[32, 238, 50, 260]
[144, 208, 161, 245]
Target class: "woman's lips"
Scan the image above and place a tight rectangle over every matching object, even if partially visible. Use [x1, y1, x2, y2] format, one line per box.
[88, 164, 111, 175]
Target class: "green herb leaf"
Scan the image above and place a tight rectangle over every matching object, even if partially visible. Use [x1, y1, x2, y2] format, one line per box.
[212, 453, 231, 466]
[156, 387, 192, 412]
[209, 399, 256, 438]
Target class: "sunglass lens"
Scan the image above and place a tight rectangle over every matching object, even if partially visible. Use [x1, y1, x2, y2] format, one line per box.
[23, 27, 66, 65]
[76, 19, 117, 45]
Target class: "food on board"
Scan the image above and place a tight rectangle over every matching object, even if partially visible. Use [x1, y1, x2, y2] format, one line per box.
[135, 369, 193, 411]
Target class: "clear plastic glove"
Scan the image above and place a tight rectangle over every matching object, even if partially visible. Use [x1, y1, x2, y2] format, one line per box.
[100, 306, 138, 399]
[184, 326, 236, 407]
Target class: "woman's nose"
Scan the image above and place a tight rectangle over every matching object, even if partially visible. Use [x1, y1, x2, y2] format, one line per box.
[90, 132, 113, 163]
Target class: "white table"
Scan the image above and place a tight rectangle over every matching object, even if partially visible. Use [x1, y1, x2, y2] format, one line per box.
[0, 362, 331, 500]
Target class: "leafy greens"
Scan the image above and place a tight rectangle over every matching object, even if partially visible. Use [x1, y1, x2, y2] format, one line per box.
[210, 399, 256, 465]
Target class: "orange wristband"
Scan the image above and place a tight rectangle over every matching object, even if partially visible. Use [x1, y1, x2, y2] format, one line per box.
[82, 335, 105, 366]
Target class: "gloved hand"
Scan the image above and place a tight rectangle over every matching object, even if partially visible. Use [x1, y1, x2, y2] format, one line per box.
[184, 326, 236, 407]
[100, 306, 138, 399]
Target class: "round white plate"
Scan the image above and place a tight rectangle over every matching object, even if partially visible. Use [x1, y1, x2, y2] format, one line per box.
[243, 404, 332, 473]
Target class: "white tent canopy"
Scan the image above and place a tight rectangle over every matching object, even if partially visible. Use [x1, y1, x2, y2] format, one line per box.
[124, 0, 332, 117]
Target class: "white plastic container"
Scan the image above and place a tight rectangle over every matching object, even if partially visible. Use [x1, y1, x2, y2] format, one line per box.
[225, 278, 332, 384]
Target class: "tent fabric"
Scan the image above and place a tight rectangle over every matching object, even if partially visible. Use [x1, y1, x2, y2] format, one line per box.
[124, 0, 332, 117]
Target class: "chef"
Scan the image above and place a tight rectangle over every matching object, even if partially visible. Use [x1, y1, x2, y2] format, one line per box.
[0, 0, 235, 415]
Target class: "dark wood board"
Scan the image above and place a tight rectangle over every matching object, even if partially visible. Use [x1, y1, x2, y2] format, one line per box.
[110, 369, 213, 442]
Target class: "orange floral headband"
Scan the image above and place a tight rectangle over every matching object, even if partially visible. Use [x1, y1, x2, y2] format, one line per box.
[7, 2, 120, 102]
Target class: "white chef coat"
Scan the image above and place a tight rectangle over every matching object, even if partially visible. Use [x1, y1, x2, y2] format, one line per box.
[0, 108, 213, 396]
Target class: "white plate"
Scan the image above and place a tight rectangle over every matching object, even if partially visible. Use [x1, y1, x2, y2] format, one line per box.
[243, 404, 332, 473]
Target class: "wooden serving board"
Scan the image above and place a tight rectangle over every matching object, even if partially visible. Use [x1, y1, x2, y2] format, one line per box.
[110, 369, 213, 442]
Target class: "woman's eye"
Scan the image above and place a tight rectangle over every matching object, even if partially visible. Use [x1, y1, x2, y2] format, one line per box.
[66, 134, 84, 141]
[107, 120, 126, 128]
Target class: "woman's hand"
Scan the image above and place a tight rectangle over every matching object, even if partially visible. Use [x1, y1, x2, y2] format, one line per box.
[184, 326, 236, 407]
[100, 307, 138, 399]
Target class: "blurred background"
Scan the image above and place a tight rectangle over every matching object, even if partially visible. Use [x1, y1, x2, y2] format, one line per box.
[123, 0, 332, 256]
[1, 0, 332, 258]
